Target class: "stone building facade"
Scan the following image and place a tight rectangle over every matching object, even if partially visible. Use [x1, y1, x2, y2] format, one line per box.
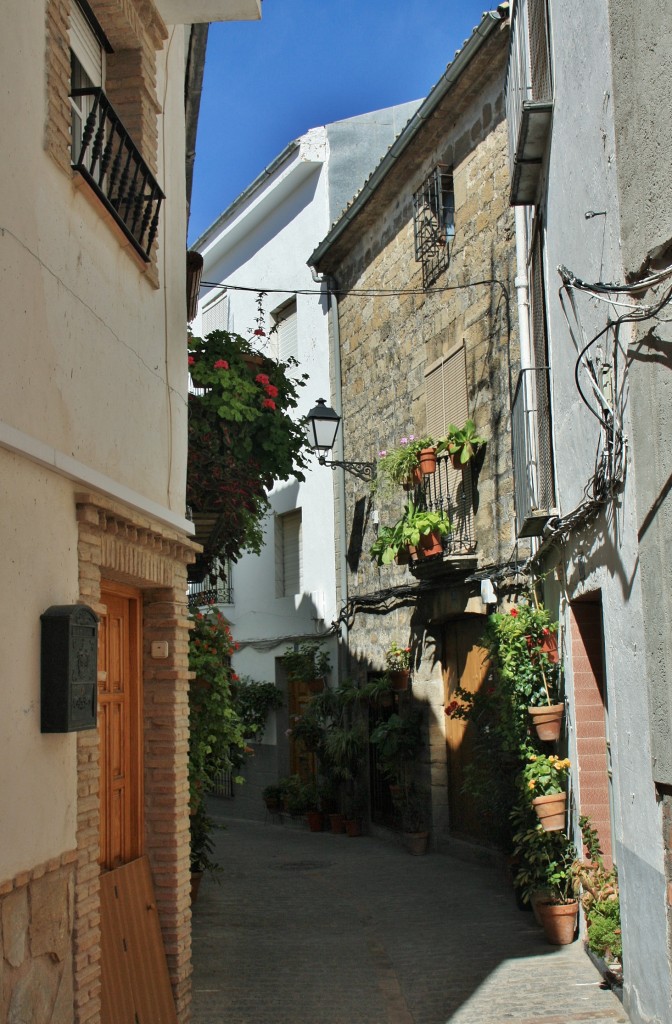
[310, 11, 518, 847]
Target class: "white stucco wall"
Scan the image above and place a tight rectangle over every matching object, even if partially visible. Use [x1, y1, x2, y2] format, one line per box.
[537, 3, 670, 1019]
[0, 3, 191, 878]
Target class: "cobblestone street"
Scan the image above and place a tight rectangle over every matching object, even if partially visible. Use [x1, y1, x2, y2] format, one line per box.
[191, 809, 628, 1024]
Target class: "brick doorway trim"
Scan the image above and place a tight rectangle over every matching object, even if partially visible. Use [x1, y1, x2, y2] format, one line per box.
[75, 492, 198, 1024]
[570, 595, 614, 867]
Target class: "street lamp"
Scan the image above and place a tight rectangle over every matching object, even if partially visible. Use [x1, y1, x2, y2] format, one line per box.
[306, 399, 376, 481]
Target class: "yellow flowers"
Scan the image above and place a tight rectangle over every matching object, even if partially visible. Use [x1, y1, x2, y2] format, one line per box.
[550, 756, 571, 770]
[528, 780, 536, 789]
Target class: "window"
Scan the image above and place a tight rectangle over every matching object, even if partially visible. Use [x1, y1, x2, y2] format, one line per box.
[413, 166, 455, 288]
[425, 342, 468, 439]
[506, 0, 553, 204]
[202, 291, 229, 336]
[511, 221, 556, 536]
[69, 3, 105, 163]
[66, 1, 164, 263]
[272, 301, 298, 362]
[275, 510, 302, 597]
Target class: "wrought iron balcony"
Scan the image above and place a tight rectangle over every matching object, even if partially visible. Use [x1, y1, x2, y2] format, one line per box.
[71, 88, 164, 261]
[410, 454, 476, 568]
[511, 366, 556, 537]
[188, 576, 233, 609]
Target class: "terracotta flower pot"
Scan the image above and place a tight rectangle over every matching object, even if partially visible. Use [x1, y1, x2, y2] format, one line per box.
[538, 632, 559, 663]
[449, 452, 463, 471]
[403, 831, 430, 856]
[418, 530, 443, 558]
[402, 465, 424, 489]
[529, 704, 565, 742]
[418, 447, 437, 475]
[329, 813, 345, 834]
[344, 817, 362, 837]
[306, 810, 324, 833]
[538, 899, 578, 945]
[532, 791, 567, 831]
[389, 669, 410, 691]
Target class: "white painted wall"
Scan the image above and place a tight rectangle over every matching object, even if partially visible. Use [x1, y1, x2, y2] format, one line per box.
[528, 2, 669, 1018]
[0, 2, 191, 878]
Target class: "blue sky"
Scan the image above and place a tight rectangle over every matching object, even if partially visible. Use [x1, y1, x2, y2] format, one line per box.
[188, 0, 491, 245]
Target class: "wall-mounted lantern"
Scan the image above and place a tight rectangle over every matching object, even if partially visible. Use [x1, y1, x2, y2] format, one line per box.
[306, 398, 375, 482]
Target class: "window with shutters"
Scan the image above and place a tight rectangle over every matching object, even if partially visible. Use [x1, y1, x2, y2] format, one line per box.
[425, 342, 468, 438]
[422, 343, 476, 555]
[511, 220, 556, 536]
[275, 510, 302, 597]
[45, 0, 164, 264]
[202, 291, 229, 336]
[272, 300, 298, 362]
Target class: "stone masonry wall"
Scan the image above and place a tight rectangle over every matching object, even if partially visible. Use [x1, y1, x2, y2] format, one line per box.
[322, 35, 517, 843]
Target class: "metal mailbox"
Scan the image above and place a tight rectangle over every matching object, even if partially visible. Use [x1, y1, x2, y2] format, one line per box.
[41, 604, 99, 732]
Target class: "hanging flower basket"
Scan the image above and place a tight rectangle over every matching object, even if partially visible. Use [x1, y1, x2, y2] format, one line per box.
[532, 791, 567, 831]
[389, 669, 410, 692]
[528, 703, 565, 742]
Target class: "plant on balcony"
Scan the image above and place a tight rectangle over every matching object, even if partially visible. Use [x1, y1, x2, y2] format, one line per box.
[187, 300, 310, 563]
[437, 419, 486, 467]
[370, 501, 451, 566]
[373, 435, 436, 494]
[234, 678, 284, 740]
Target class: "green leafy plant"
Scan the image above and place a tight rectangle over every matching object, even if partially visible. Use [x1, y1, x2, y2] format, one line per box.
[188, 610, 246, 874]
[523, 751, 570, 798]
[189, 803, 223, 875]
[282, 640, 331, 682]
[234, 678, 284, 738]
[370, 709, 424, 788]
[511, 802, 576, 905]
[571, 815, 621, 961]
[374, 435, 435, 493]
[370, 501, 451, 566]
[437, 419, 487, 465]
[187, 296, 310, 563]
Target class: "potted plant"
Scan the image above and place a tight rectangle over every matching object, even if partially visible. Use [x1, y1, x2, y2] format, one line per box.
[437, 419, 486, 469]
[523, 751, 570, 831]
[370, 708, 424, 798]
[282, 639, 331, 693]
[385, 641, 412, 690]
[370, 501, 451, 566]
[262, 782, 284, 813]
[571, 816, 621, 970]
[189, 804, 222, 901]
[187, 302, 311, 568]
[396, 785, 431, 855]
[483, 599, 564, 746]
[235, 679, 284, 740]
[374, 435, 437, 493]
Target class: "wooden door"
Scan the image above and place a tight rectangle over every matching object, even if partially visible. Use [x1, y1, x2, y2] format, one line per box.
[98, 582, 143, 869]
[443, 616, 490, 843]
[287, 680, 317, 781]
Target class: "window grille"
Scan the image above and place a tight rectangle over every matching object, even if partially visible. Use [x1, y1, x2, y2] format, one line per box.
[413, 166, 454, 288]
[528, 0, 552, 102]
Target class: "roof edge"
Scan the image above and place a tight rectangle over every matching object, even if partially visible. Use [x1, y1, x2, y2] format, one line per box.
[308, 8, 507, 269]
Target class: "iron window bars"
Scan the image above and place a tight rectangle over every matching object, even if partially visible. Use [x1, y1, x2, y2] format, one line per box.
[413, 166, 455, 288]
[71, 87, 164, 262]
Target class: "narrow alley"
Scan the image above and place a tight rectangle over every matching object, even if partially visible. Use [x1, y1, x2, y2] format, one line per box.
[191, 805, 628, 1024]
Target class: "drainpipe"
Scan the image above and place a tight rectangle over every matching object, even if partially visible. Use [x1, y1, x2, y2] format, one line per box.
[311, 267, 349, 659]
[514, 205, 540, 542]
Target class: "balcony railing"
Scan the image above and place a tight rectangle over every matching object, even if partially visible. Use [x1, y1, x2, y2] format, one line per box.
[187, 576, 233, 609]
[413, 454, 476, 564]
[71, 88, 164, 261]
[511, 366, 556, 537]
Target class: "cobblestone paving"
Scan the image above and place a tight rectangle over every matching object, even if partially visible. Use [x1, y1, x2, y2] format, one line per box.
[191, 812, 628, 1024]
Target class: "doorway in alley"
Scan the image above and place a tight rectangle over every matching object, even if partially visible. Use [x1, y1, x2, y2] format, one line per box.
[443, 616, 491, 844]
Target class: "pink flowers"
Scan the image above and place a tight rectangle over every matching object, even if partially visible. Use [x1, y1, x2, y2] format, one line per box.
[214, 359, 229, 370]
[510, 607, 519, 617]
[264, 383, 279, 398]
[262, 398, 276, 410]
[255, 373, 270, 385]
[254, 328, 266, 336]
[188, 355, 195, 366]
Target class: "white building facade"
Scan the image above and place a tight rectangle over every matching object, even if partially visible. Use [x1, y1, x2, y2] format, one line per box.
[192, 104, 419, 812]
